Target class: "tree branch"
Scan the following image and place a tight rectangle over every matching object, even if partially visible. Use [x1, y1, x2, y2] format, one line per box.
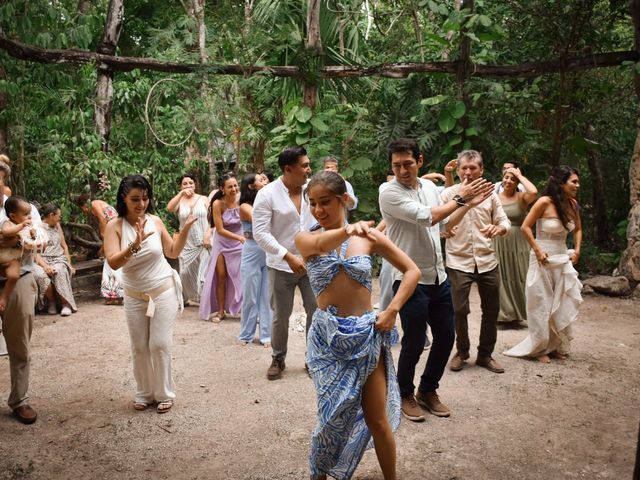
[0, 35, 636, 79]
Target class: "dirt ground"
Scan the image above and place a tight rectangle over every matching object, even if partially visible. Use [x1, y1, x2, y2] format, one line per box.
[1, 282, 639, 480]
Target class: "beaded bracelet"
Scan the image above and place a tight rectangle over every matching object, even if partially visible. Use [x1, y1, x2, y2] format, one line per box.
[128, 241, 142, 255]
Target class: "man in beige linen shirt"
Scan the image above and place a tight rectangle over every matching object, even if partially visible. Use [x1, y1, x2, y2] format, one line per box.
[441, 150, 510, 374]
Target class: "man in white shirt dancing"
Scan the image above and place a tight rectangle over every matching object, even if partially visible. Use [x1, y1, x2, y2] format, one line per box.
[253, 146, 317, 380]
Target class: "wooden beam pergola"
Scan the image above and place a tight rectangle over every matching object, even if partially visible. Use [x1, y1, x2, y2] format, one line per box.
[0, 35, 637, 79]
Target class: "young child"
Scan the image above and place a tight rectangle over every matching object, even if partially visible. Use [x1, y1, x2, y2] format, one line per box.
[0, 196, 47, 312]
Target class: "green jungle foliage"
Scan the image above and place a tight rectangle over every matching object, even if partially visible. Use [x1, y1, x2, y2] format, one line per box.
[0, 0, 636, 271]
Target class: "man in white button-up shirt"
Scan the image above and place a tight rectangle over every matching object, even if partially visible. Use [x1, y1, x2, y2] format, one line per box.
[380, 139, 493, 423]
[253, 146, 317, 380]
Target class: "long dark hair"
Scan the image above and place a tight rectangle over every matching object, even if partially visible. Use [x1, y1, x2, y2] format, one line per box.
[541, 165, 579, 228]
[115, 175, 155, 217]
[240, 173, 259, 206]
[208, 172, 237, 226]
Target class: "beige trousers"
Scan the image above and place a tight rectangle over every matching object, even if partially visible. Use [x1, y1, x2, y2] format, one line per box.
[2, 273, 37, 409]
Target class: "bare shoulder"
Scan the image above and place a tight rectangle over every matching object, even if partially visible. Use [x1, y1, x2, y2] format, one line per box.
[105, 217, 122, 236]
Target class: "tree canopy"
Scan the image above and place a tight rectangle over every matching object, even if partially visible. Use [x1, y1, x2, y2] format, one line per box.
[0, 0, 637, 273]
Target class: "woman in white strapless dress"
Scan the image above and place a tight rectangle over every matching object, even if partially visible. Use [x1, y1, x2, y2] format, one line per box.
[503, 166, 583, 363]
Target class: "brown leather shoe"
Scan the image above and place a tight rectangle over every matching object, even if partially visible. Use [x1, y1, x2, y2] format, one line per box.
[266, 357, 285, 380]
[400, 395, 425, 422]
[449, 352, 469, 372]
[13, 404, 37, 424]
[476, 356, 505, 373]
[415, 391, 451, 417]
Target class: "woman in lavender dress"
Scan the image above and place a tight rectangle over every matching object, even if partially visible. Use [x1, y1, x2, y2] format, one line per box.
[199, 173, 244, 322]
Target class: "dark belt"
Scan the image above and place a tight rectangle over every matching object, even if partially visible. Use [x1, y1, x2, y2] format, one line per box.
[244, 231, 254, 240]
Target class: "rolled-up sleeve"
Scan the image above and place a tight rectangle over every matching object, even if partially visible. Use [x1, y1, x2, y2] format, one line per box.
[380, 186, 432, 227]
[252, 190, 288, 260]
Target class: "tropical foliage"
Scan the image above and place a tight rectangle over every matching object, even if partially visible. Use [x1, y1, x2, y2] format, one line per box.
[0, 0, 636, 270]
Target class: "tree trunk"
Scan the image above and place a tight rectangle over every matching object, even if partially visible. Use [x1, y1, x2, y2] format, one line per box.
[456, 0, 473, 130]
[94, 0, 123, 153]
[619, 0, 640, 282]
[584, 130, 610, 248]
[0, 64, 8, 154]
[303, 0, 322, 110]
[411, 6, 424, 63]
[193, 0, 207, 64]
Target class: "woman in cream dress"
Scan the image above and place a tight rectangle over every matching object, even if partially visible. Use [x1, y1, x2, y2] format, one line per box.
[504, 166, 582, 363]
[166, 174, 210, 305]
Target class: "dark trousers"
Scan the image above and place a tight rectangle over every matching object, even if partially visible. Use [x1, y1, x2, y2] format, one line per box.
[394, 280, 455, 397]
[446, 266, 500, 358]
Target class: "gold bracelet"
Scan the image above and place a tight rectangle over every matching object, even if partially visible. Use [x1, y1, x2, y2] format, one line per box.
[128, 241, 141, 255]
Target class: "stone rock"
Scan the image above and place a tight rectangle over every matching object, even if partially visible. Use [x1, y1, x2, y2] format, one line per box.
[581, 285, 596, 296]
[632, 284, 640, 300]
[582, 276, 631, 297]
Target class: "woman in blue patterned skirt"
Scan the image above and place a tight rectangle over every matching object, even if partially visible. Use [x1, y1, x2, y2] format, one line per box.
[296, 171, 419, 480]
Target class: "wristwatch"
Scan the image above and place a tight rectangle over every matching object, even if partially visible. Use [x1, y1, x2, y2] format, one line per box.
[453, 194, 467, 207]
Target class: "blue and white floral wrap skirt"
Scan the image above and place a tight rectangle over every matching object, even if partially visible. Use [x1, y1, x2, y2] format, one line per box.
[306, 306, 400, 480]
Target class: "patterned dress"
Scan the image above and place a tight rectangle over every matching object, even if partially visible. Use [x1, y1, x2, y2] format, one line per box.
[100, 205, 124, 300]
[178, 197, 210, 303]
[306, 241, 400, 480]
[33, 224, 77, 311]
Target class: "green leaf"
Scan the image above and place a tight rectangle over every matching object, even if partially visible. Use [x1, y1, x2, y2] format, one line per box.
[450, 101, 466, 119]
[295, 106, 312, 123]
[427, 0, 440, 13]
[442, 19, 461, 32]
[350, 157, 373, 170]
[478, 15, 492, 27]
[464, 32, 480, 42]
[476, 30, 502, 41]
[447, 136, 462, 148]
[438, 112, 456, 133]
[295, 134, 309, 146]
[421, 94, 448, 106]
[296, 123, 312, 134]
[424, 33, 449, 46]
[465, 127, 479, 136]
[309, 116, 329, 132]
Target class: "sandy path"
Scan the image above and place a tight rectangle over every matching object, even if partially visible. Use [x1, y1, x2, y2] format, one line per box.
[1, 284, 638, 479]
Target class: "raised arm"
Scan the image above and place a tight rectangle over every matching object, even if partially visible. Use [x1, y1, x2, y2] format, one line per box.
[295, 221, 374, 260]
[156, 215, 197, 259]
[506, 167, 538, 206]
[166, 189, 187, 213]
[443, 159, 457, 187]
